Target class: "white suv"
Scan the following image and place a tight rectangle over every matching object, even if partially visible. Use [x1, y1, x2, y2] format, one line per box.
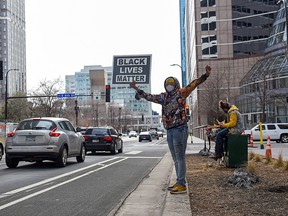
[128, 131, 137, 138]
[245, 123, 288, 143]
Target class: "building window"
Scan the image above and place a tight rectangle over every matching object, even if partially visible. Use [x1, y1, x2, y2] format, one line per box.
[201, 35, 217, 57]
[201, 11, 216, 31]
[200, 0, 216, 7]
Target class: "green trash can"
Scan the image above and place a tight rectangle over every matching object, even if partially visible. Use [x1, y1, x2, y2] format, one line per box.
[225, 134, 248, 168]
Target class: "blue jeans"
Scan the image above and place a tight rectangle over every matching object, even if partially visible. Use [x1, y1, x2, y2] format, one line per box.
[167, 124, 188, 186]
[215, 128, 229, 156]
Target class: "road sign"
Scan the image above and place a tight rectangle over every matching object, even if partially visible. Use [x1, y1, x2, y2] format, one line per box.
[57, 93, 76, 98]
[94, 91, 101, 101]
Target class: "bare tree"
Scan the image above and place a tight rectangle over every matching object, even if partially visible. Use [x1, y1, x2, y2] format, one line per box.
[30, 77, 64, 117]
[253, 72, 275, 123]
[199, 63, 242, 125]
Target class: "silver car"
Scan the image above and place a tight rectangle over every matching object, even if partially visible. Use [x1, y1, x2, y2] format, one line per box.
[5, 117, 86, 168]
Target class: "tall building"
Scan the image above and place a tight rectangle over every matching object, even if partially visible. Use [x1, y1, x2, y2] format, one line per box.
[65, 65, 152, 116]
[65, 75, 76, 94]
[183, 0, 278, 130]
[0, 0, 26, 101]
[238, 1, 288, 127]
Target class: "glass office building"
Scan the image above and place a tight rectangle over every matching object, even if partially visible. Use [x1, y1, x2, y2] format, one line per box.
[65, 65, 152, 116]
[237, 2, 288, 127]
[184, 0, 279, 130]
[0, 0, 26, 101]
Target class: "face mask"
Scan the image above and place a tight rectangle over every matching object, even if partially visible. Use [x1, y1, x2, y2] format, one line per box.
[166, 85, 175, 92]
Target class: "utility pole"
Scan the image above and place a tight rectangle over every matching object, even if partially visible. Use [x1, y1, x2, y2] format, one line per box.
[74, 99, 79, 126]
[170, 63, 184, 87]
[96, 103, 99, 127]
[119, 107, 122, 131]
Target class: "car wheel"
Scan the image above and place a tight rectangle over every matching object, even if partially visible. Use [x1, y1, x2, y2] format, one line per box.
[0, 145, 3, 161]
[76, 145, 85, 162]
[118, 142, 123, 153]
[6, 156, 19, 168]
[139, 139, 142, 142]
[276, 140, 280, 143]
[111, 143, 116, 155]
[149, 139, 152, 142]
[56, 146, 68, 167]
[280, 134, 288, 143]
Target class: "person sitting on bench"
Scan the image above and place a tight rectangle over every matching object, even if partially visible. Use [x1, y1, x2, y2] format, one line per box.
[210, 100, 244, 161]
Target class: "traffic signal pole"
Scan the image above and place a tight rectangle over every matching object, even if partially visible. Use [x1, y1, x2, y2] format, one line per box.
[75, 99, 79, 126]
[105, 85, 111, 102]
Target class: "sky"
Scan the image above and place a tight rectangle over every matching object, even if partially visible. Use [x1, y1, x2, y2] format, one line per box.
[25, 0, 182, 113]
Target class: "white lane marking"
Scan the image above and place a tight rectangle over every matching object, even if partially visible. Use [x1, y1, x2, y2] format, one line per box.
[0, 157, 128, 211]
[0, 157, 120, 198]
[126, 157, 162, 159]
[125, 151, 142, 155]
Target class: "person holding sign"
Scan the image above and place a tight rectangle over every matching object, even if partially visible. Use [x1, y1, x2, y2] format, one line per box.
[130, 65, 211, 194]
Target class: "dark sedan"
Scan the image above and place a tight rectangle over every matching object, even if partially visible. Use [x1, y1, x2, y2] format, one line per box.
[83, 127, 123, 154]
[139, 132, 152, 142]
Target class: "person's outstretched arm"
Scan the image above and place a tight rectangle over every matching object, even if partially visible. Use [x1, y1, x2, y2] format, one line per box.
[129, 81, 163, 104]
[180, 65, 211, 98]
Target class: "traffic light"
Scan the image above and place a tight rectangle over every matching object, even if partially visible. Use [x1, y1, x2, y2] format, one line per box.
[0, 61, 3, 80]
[185, 105, 190, 116]
[105, 85, 111, 102]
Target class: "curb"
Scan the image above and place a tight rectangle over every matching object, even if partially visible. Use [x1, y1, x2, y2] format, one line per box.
[114, 152, 173, 215]
[114, 152, 192, 216]
[162, 162, 192, 216]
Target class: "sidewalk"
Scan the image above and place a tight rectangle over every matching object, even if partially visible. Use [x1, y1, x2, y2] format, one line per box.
[113, 136, 288, 216]
[113, 136, 205, 216]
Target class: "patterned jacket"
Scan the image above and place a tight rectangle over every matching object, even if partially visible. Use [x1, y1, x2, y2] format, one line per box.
[136, 74, 209, 130]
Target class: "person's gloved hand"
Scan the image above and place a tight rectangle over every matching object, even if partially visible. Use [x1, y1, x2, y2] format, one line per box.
[135, 93, 141, 100]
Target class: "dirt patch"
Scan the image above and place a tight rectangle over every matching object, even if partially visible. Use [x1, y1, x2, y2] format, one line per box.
[186, 154, 288, 216]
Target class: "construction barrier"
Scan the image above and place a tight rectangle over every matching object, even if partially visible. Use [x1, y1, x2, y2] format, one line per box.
[249, 131, 254, 147]
[265, 135, 272, 159]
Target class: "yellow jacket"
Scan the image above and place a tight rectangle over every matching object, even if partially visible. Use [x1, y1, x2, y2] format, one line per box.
[221, 105, 244, 134]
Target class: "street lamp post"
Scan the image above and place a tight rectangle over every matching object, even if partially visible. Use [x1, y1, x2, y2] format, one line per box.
[4, 69, 19, 123]
[170, 63, 184, 87]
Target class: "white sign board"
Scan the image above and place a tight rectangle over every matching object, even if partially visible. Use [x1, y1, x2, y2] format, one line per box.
[112, 55, 151, 84]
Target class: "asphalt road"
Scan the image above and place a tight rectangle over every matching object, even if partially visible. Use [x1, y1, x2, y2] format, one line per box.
[0, 136, 168, 216]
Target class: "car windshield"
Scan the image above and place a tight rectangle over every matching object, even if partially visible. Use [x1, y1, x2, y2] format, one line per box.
[17, 119, 56, 130]
[85, 128, 108, 135]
